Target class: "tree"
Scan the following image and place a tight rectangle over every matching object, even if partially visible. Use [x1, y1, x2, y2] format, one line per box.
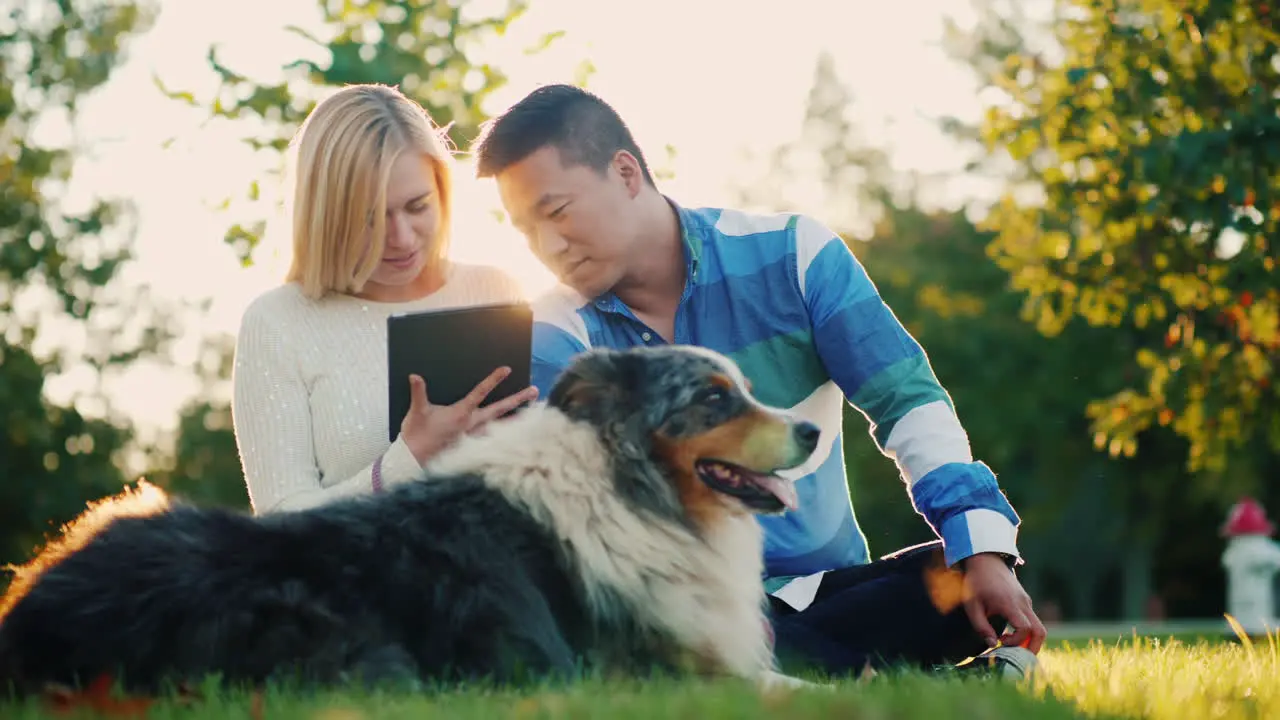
[1, 0, 164, 572]
[156, 0, 549, 267]
[0, 343, 135, 572]
[736, 51, 894, 239]
[961, 0, 1280, 476]
[140, 334, 249, 510]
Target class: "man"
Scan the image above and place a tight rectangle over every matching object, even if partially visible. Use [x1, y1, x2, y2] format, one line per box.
[470, 84, 1046, 678]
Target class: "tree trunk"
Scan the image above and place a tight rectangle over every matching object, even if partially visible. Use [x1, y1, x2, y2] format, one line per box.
[1069, 571, 1100, 620]
[1121, 541, 1155, 620]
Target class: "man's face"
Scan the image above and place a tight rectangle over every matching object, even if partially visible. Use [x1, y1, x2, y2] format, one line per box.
[494, 145, 638, 299]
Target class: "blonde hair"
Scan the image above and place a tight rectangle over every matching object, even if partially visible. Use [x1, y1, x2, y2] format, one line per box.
[285, 83, 455, 299]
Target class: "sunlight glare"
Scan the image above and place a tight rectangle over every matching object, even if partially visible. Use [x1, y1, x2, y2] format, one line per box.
[33, 0, 987, 466]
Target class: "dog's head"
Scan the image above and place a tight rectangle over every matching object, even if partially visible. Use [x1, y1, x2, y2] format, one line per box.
[547, 345, 821, 525]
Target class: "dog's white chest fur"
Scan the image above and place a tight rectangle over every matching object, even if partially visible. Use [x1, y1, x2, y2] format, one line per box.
[424, 406, 774, 679]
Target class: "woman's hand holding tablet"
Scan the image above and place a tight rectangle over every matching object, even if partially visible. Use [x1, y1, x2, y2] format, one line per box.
[387, 301, 538, 466]
[397, 367, 538, 466]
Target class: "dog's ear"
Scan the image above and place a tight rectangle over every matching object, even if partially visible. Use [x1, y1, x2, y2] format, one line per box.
[548, 349, 633, 422]
[551, 350, 685, 521]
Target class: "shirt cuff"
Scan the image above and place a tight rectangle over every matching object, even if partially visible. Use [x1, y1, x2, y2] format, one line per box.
[379, 435, 426, 488]
[940, 508, 1022, 568]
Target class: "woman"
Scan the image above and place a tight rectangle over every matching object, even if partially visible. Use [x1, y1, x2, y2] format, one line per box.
[231, 83, 538, 514]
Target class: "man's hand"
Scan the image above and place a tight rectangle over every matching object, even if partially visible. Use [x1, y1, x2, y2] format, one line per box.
[961, 552, 1047, 654]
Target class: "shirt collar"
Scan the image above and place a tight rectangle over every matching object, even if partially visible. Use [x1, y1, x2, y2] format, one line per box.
[590, 195, 703, 314]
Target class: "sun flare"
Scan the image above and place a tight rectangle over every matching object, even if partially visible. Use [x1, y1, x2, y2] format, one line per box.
[36, 0, 980, 458]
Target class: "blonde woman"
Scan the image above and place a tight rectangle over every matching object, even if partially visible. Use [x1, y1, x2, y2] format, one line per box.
[231, 84, 538, 514]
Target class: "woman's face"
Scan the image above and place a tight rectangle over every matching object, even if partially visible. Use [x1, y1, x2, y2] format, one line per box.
[361, 152, 445, 301]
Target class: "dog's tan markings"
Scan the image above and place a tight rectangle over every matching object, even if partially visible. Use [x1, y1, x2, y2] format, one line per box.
[651, 435, 731, 530]
[680, 411, 794, 474]
[653, 409, 794, 528]
[709, 373, 734, 390]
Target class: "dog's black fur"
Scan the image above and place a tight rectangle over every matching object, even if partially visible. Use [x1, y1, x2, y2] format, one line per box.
[0, 345, 819, 697]
[0, 477, 598, 695]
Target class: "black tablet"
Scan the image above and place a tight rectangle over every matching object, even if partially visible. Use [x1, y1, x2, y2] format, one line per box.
[386, 301, 534, 442]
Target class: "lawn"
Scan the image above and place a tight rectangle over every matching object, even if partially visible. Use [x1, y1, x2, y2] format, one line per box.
[3, 630, 1275, 719]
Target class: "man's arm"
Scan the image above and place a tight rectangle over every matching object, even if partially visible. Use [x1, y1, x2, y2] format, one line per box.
[530, 291, 593, 397]
[791, 214, 1021, 569]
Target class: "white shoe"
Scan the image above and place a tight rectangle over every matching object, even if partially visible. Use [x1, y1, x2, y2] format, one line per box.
[944, 645, 1040, 682]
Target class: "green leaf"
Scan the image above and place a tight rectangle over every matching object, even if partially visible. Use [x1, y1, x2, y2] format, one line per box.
[960, 0, 1280, 478]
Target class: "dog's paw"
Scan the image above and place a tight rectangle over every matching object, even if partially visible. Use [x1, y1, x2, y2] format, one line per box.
[756, 669, 829, 692]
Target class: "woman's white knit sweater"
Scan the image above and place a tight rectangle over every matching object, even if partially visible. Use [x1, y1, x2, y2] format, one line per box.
[231, 262, 525, 514]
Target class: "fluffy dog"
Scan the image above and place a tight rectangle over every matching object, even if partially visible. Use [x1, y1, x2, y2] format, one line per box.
[0, 345, 821, 696]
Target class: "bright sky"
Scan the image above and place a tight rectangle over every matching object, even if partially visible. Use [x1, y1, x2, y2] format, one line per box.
[40, 0, 989, 460]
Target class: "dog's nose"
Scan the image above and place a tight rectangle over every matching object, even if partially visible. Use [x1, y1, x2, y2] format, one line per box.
[793, 421, 821, 451]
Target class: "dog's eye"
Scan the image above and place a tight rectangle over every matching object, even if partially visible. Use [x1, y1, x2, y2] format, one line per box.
[696, 388, 729, 407]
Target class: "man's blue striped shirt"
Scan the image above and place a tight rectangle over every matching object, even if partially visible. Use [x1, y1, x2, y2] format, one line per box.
[528, 202, 1022, 581]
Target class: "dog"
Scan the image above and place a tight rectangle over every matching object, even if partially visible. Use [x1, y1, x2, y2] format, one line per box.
[0, 344, 821, 696]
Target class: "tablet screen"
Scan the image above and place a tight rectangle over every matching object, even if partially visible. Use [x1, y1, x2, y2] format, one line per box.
[386, 301, 533, 442]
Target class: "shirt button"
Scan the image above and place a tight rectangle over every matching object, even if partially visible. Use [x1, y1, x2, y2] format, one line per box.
[642, 332, 652, 342]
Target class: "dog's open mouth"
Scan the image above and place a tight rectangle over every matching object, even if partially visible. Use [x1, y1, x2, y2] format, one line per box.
[695, 459, 799, 512]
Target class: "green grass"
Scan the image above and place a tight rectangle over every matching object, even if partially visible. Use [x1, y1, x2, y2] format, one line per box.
[1029, 629, 1279, 720]
[1, 674, 1089, 720]
[4, 631, 1276, 719]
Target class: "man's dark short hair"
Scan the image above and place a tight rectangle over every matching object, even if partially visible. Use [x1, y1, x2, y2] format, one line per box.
[472, 84, 654, 185]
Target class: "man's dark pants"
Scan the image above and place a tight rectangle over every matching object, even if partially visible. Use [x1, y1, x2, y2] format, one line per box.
[768, 541, 1004, 678]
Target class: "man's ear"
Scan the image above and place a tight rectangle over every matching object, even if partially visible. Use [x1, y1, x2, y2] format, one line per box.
[612, 150, 645, 198]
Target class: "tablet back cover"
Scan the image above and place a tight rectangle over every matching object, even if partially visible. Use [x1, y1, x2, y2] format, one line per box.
[386, 302, 532, 442]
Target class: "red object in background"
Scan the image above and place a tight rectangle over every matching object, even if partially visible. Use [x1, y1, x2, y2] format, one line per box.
[1222, 497, 1276, 537]
[1144, 595, 1167, 621]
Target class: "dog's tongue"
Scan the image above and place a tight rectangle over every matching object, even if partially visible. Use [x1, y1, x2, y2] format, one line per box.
[750, 473, 798, 511]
